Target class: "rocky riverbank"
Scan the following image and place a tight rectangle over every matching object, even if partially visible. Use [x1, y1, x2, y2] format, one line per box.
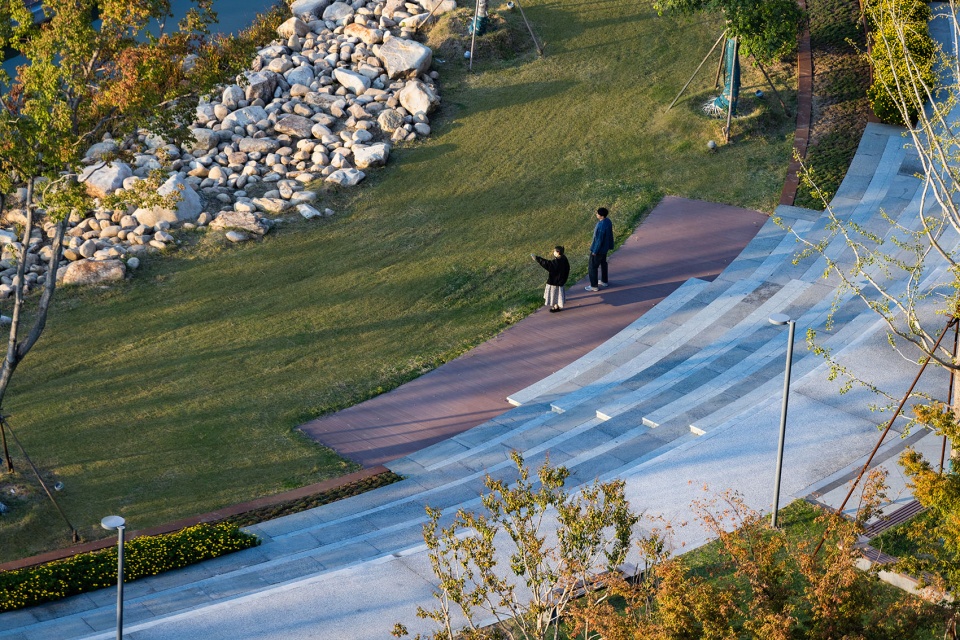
[2, 0, 451, 291]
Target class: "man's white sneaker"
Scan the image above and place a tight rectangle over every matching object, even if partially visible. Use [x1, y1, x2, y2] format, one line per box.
[585, 285, 599, 292]
[599, 282, 608, 288]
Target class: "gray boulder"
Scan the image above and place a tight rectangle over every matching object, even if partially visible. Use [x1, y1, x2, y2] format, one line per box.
[376, 37, 433, 79]
[225, 230, 251, 243]
[322, 1, 355, 22]
[277, 17, 310, 38]
[290, 0, 330, 19]
[304, 92, 341, 108]
[80, 162, 133, 199]
[238, 137, 281, 154]
[420, 0, 457, 14]
[274, 115, 316, 139]
[222, 84, 245, 110]
[84, 140, 119, 162]
[133, 175, 203, 226]
[59, 259, 126, 286]
[352, 143, 391, 169]
[285, 64, 316, 87]
[343, 23, 382, 45]
[245, 71, 278, 104]
[383, 0, 405, 19]
[210, 211, 270, 235]
[188, 128, 219, 153]
[297, 204, 323, 219]
[334, 68, 371, 95]
[377, 109, 405, 132]
[196, 103, 217, 124]
[252, 197, 292, 213]
[399, 80, 440, 117]
[325, 168, 366, 186]
[221, 105, 269, 130]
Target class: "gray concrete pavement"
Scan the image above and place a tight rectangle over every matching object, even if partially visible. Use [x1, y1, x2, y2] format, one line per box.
[2, 6, 959, 639]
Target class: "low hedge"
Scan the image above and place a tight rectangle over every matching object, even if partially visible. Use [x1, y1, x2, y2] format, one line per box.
[865, 0, 936, 126]
[0, 522, 259, 613]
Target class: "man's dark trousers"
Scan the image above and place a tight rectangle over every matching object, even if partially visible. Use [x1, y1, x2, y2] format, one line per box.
[589, 252, 608, 288]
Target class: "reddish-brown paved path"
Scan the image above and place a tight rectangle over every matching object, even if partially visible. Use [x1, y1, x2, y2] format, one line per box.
[300, 197, 768, 467]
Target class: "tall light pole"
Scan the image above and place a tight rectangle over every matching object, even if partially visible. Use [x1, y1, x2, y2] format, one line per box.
[101, 515, 126, 640]
[769, 313, 795, 528]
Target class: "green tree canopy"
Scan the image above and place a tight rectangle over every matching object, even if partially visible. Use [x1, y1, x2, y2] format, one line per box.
[654, 0, 806, 65]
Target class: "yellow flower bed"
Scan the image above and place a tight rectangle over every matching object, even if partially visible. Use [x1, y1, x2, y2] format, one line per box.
[0, 522, 259, 612]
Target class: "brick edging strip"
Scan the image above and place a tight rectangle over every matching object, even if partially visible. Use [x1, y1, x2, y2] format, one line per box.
[779, 0, 814, 206]
[0, 465, 389, 573]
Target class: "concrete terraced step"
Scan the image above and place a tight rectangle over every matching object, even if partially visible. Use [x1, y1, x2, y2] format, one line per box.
[508, 214, 812, 408]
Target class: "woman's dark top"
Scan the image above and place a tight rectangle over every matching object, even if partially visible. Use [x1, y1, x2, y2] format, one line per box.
[535, 255, 570, 287]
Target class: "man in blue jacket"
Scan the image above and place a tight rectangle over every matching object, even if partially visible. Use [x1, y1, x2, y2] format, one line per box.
[585, 207, 613, 292]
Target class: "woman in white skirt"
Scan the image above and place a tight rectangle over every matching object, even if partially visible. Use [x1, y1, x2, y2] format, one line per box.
[532, 246, 571, 313]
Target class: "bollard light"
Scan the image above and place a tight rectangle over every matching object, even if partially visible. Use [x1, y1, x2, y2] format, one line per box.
[101, 515, 126, 640]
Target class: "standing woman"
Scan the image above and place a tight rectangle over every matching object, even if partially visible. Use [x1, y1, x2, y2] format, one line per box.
[532, 246, 570, 313]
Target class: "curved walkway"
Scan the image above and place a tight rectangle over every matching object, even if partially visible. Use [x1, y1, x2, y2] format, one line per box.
[301, 197, 767, 467]
[5, 8, 958, 640]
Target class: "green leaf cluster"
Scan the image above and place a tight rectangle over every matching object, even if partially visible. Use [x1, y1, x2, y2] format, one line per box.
[0, 522, 259, 612]
[652, 0, 805, 65]
[865, 0, 937, 126]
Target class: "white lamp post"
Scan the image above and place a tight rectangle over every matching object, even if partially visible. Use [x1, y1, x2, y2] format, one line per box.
[101, 515, 126, 640]
[769, 313, 795, 528]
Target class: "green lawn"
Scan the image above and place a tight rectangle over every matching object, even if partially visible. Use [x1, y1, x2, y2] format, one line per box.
[0, 0, 796, 561]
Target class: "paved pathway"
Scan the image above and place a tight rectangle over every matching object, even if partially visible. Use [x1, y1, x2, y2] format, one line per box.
[2, 7, 958, 640]
[301, 197, 767, 466]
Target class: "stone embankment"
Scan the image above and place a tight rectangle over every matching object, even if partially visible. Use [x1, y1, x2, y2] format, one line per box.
[2, 0, 450, 291]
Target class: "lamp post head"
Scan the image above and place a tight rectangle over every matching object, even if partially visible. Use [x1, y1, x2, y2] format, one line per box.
[769, 313, 792, 326]
[101, 515, 125, 531]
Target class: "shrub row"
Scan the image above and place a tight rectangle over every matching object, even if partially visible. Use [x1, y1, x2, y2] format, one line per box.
[865, 0, 937, 125]
[0, 522, 259, 613]
[224, 470, 403, 527]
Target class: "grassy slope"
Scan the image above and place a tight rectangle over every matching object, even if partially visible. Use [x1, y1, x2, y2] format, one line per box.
[0, 0, 795, 561]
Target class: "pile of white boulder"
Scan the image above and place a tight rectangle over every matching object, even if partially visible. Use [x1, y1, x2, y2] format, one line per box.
[1, 0, 453, 292]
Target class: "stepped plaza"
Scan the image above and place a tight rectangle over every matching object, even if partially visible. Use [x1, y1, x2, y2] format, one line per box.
[1, 5, 959, 639]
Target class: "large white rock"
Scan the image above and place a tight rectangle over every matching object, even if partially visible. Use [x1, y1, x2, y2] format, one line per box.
[238, 137, 280, 154]
[84, 140, 118, 161]
[285, 64, 316, 87]
[221, 85, 245, 110]
[244, 71, 278, 104]
[333, 68, 371, 95]
[274, 115, 316, 139]
[352, 143, 391, 169]
[297, 204, 324, 219]
[277, 17, 310, 38]
[59, 259, 126, 286]
[377, 109, 405, 132]
[325, 168, 366, 186]
[195, 103, 217, 124]
[343, 23, 382, 45]
[210, 211, 270, 235]
[376, 37, 433, 79]
[420, 0, 457, 14]
[398, 80, 440, 117]
[322, 2, 355, 22]
[188, 128, 219, 153]
[252, 197, 292, 214]
[80, 162, 133, 199]
[133, 175, 203, 226]
[383, 0, 405, 19]
[221, 105, 269, 130]
[290, 0, 329, 19]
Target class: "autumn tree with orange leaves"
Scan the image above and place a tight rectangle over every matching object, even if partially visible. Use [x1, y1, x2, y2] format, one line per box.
[0, 0, 259, 472]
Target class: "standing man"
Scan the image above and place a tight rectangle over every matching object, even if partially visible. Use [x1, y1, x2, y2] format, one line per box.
[585, 207, 614, 292]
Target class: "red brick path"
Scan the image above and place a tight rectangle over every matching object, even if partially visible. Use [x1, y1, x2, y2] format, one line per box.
[300, 197, 768, 467]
